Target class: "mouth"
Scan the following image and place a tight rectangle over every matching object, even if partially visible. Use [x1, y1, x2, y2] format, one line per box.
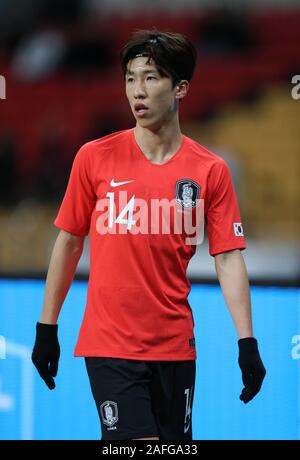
[134, 103, 149, 117]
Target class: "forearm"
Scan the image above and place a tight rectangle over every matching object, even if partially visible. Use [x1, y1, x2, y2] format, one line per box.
[40, 230, 84, 324]
[215, 249, 253, 339]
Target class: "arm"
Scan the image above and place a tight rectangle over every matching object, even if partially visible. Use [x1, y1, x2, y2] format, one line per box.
[214, 249, 253, 339]
[214, 249, 266, 403]
[40, 229, 84, 324]
[32, 229, 84, 389]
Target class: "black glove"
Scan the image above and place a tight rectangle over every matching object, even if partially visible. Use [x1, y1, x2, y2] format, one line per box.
[32, 322, 60, 390]
[238, 337, 266, 404]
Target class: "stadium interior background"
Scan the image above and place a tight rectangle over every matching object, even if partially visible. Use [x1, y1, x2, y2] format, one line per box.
[0, 0, 299, 440]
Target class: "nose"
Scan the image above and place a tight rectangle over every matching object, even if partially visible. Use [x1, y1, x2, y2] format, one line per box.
[133, 79, 146, 99]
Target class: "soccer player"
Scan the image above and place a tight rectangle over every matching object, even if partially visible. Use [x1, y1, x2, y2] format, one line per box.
[32, 30, 266, 440]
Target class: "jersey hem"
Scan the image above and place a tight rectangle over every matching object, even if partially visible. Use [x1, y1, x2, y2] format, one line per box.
[74, 350, 196, 361]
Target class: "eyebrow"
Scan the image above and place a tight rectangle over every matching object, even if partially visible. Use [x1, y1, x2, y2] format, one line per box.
[126, 69, 159, 76]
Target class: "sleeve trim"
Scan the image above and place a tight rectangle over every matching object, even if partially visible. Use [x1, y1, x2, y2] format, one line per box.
[54, 221, 89, 237]
[210, 243, 246, 257]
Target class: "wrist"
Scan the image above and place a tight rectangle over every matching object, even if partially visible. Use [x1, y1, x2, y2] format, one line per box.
[36, 322, 58, 336]
[238, 337, 258, 350]
[39, 320, 57, 325]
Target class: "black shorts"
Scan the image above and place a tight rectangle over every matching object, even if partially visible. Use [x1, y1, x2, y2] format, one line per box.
[85, 357, 196, 440]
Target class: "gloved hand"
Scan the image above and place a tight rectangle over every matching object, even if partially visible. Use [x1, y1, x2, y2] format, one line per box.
[238, 337, 266, 404]
[32, 322, 60, 390]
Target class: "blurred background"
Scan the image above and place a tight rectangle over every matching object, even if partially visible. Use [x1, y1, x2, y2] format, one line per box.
[0, 0, 299, 440]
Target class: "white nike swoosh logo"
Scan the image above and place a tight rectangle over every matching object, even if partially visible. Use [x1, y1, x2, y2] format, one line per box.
[110, 179, 134, 187]
[184, 422, 190, 434]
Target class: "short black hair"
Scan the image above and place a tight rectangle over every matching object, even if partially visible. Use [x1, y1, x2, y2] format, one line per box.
[120, 29, 197, 87]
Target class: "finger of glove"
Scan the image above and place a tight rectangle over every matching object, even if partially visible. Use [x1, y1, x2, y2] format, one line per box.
[32, 359, 56, 389]
[43, 375, 56, 390]
[36, 366, 56, 389]
[49, 357, 59, 377]
[240, 388, 255, 404]
[254, 365, 266, 385]
[242, 375, 250, 387]
[248, 368, 266, 393]
[241, 371, 254, 388]
[241, 365, 265, 388]
[240, 376, 264, 403]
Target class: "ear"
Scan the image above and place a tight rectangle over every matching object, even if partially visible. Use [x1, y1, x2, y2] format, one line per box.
[174, 80, 189, 100]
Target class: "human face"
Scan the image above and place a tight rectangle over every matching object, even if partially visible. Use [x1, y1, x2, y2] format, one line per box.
[125, 57, 180, 130]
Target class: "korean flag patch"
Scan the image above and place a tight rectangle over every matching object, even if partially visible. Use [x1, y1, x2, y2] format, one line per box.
[233, 223, 244, 236]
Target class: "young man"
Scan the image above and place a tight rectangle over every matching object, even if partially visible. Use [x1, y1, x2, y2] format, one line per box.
[32, 30, 266, 440]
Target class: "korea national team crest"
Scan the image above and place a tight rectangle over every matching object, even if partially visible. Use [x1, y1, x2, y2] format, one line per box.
[176, 179, 200, 209]
[100, 400, 118, 430]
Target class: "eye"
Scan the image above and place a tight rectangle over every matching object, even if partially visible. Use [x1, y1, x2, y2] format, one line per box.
[147, 76, 157, 80]
[126, 77, 134, 83]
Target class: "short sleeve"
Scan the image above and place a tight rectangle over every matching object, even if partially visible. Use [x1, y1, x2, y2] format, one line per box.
[54, 143, 96, 236]
[205, 159, 246, 256]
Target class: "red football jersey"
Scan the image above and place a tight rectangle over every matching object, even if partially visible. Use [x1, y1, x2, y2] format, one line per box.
[54, 129, 246, 360]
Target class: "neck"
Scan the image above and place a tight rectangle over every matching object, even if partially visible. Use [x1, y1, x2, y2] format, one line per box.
[134, 116, 182, 164]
